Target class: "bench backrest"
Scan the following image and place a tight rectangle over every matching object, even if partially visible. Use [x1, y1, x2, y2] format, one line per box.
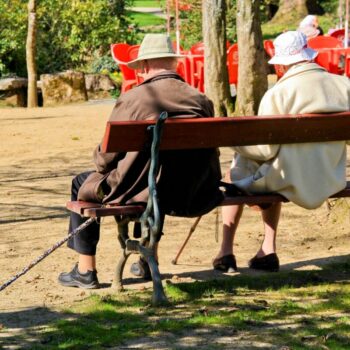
[101, 112, 350, 153]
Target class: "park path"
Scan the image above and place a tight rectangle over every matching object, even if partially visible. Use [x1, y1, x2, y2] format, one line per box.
[0, 102, 349, 349]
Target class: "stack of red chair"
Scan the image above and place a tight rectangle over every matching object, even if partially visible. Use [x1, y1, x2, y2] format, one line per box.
[110, 43, 139, 93]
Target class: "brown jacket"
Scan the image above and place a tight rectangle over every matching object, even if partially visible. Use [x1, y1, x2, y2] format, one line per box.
[78, 71, 223, 217]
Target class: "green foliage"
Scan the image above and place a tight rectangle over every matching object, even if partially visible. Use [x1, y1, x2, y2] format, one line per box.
[36, 0, 139, 74]
[89, 55, 117, 74]
[0, 0, 27, 77]
[179, 1, 202, 49]
[0, 0, 139, 77]
[320, 0, 339, 14]
[226, 0, 237, 42]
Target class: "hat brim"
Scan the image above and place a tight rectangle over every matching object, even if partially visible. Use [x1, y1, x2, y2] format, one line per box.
[268, 47, 318, 65]
[127, 53, 184, 69]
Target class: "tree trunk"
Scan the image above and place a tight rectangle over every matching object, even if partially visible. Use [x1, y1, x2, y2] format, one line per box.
[202, 0, 233, 117]
[26, 0, 38, 108]
[235, 0, 267, 116]
[271, 0, 323, 23]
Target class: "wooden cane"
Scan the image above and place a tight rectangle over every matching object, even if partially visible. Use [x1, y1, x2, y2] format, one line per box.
[171, 216, 202, 265]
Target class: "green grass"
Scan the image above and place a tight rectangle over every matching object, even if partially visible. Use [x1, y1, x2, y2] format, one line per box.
[133, 0, 165, 7]
[262, 13, 339, 40]
[9, 259, 350, 349]
[126, 10, 166, 27]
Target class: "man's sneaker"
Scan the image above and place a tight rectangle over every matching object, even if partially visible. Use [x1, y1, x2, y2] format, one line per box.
[130, 258, 152, 281]
[58, 263, 100, 289]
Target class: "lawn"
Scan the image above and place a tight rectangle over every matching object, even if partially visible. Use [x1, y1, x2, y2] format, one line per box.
[133, 0, 165, 7]
[13, 259, 350, 349]
[126, 10, 166, 27]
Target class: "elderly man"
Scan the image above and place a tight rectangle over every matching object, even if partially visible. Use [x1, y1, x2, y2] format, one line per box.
[213, 31, 350, 273]
[59, 34, 222, 288]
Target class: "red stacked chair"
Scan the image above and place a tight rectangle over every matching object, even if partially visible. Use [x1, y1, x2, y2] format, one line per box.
[307, 35, 342, 49]
[126, 45, 144, 85]
[329, 28, 345, 43]
[190, 42, 204, 55]
[111, 43, 138, 93]
[307, 36, 343, 74]
[227, 43, 238, 86]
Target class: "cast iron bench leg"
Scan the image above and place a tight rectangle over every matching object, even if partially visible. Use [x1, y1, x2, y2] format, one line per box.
[114, 216, 132, 291]
[114, 112, 169, 305]
[139, 245, 168, 306]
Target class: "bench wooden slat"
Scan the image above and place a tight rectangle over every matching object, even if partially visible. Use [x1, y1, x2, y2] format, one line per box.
[83, 205, 145, 218]
[66, 201, 145, 218]
[102, 112, 350, 152]
[66, 201, 101, 215]
[67, 182, 350, 218]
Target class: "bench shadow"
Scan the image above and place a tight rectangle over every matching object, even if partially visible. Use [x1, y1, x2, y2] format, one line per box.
[119, 253, 350, 287]
[0, 307, 72, 330]
[160, 253, 350, 282]
[0, 307, 77, 348]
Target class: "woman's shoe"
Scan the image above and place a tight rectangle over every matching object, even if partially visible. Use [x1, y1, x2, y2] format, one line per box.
[248, 253, 279, 272]
[213, 254, 237, 272]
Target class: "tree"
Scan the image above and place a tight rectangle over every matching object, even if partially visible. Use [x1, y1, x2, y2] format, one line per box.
[0, 0, 27, 77]
[235, 0, 267, 116]
[202, 0, 234, 116]
[272, 0, 323, 23]
[0, 0, 136, 78]
[26, 0, 38, 108]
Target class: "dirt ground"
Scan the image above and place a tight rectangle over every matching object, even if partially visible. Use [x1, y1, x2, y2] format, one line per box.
[0, 101, 349, 343]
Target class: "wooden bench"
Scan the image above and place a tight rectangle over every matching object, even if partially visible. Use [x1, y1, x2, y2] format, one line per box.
[67, 111, 350, 305]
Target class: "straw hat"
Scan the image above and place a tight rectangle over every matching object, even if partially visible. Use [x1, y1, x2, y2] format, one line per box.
[127, 34, 183, 69]
[268, 31, 318, 66]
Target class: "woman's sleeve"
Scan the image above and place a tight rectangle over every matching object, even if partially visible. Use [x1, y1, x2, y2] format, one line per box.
[233, 91, 280, 161]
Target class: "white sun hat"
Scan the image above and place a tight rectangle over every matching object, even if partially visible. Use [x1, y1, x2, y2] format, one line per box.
[268, 31, 318, 66]
[299, 15, 316, 28]
[127, 34, 183, 69]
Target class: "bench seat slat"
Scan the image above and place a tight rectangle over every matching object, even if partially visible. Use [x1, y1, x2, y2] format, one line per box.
[66, 201, 145, 218]
[66, 182, 350, 218]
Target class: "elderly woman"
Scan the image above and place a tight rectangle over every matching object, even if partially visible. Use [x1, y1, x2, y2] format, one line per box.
[213, 31, 350, 273]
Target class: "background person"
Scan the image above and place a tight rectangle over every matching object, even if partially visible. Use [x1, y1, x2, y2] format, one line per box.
[213, 31, 350, 273]
[298, 14, 323, 39]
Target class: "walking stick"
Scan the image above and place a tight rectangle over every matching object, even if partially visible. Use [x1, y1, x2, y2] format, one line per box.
[171, 216, 202, 265]
[0, 217, 97, 292]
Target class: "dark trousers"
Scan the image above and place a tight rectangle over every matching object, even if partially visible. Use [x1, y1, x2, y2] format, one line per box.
[67, 172, 164, 255]
[67, 171, 101, 255]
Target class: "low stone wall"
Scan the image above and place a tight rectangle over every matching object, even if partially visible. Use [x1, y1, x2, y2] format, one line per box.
[85, 73, 116, 100]
[0, 78, 28, 107]
[0, 72, 118, 107]
[40, 71, 88, 107]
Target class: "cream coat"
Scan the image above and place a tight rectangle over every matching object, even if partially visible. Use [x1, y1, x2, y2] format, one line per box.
[230, 63, 350, 209]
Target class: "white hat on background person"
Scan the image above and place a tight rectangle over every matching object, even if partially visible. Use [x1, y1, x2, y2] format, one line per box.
[268, 31, 318, 66]
[299, 15, 317, 28]
[127, 34, 183, 69]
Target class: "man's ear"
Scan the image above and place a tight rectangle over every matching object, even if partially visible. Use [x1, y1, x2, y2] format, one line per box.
[141, 60, 149, 74]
